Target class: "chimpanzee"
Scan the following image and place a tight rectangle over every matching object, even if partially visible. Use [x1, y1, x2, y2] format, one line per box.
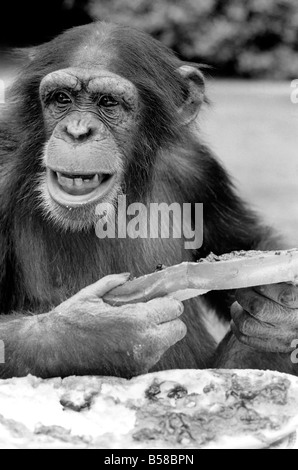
[0, 22, 297, 378]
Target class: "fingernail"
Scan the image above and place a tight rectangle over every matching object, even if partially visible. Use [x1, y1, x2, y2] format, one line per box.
[281, 292, 296, 305]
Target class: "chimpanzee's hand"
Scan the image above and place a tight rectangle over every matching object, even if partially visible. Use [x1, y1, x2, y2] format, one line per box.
[231, 283, 298, 353]
[49, 273, 186, 378]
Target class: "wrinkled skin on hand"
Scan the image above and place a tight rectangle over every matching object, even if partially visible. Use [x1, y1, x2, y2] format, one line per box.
[48, 273, 187, 378]
[232, 283, 298, 354]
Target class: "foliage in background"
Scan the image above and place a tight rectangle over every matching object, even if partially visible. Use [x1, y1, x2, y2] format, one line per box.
[91, 0, 298, 79]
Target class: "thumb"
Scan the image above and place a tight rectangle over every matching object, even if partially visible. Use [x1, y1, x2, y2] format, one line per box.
[82, 273, 131, 298]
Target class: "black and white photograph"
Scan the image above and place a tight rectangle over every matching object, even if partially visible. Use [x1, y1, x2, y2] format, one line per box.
[1, 0, 298, 452]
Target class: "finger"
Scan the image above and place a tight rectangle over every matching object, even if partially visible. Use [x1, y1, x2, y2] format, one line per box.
[155, 319, 187, 350]
[235, 288, 290, 324]
[145, 297, 184, 324]
[231, 321, 294, 353]
[254, 283, 298, 309]
[81, 273, 131, 299]
[131, 320, 187, 374]
[231, 302, 285, 339]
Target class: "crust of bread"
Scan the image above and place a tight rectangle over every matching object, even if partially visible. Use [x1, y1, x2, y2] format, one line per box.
[103, 249, 298, 305]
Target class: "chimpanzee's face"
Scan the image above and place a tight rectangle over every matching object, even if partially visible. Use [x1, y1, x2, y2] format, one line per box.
[39, 68, 139, 230]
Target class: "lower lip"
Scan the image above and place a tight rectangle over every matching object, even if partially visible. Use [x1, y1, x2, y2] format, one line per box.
[47, 169, 116, 208]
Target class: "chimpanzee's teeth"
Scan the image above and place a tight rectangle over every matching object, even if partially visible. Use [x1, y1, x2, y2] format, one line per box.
[74, 178, 83, 187]
[55, 172, 105, 194]
[58, 175, 75, 188]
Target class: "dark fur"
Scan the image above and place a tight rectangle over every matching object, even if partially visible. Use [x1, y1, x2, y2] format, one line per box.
[0, 22, 293, 377]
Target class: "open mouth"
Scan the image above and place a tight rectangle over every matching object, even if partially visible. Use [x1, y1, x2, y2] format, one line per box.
[47, 169, 116, 207]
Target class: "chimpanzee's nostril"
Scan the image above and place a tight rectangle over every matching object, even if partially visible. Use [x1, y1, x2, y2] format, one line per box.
[76, 128, 92, 142]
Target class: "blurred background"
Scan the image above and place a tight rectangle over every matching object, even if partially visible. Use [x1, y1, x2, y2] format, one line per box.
[1, 0, 298, 246]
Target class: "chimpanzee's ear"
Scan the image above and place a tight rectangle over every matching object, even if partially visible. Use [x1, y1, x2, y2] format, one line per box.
[177, 65, 205, 125]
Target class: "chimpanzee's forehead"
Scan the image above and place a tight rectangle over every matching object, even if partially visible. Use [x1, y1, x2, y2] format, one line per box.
[70, 24, 121, 72]
[71, 44, 117, 71]
[56, 22, 178, 86]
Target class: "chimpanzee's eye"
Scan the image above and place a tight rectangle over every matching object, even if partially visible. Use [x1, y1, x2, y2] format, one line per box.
[53, 92, 72, 105]
[98, 95, 119, 108]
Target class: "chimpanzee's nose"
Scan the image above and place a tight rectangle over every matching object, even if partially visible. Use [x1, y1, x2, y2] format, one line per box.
[65, 120, 93, 142]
